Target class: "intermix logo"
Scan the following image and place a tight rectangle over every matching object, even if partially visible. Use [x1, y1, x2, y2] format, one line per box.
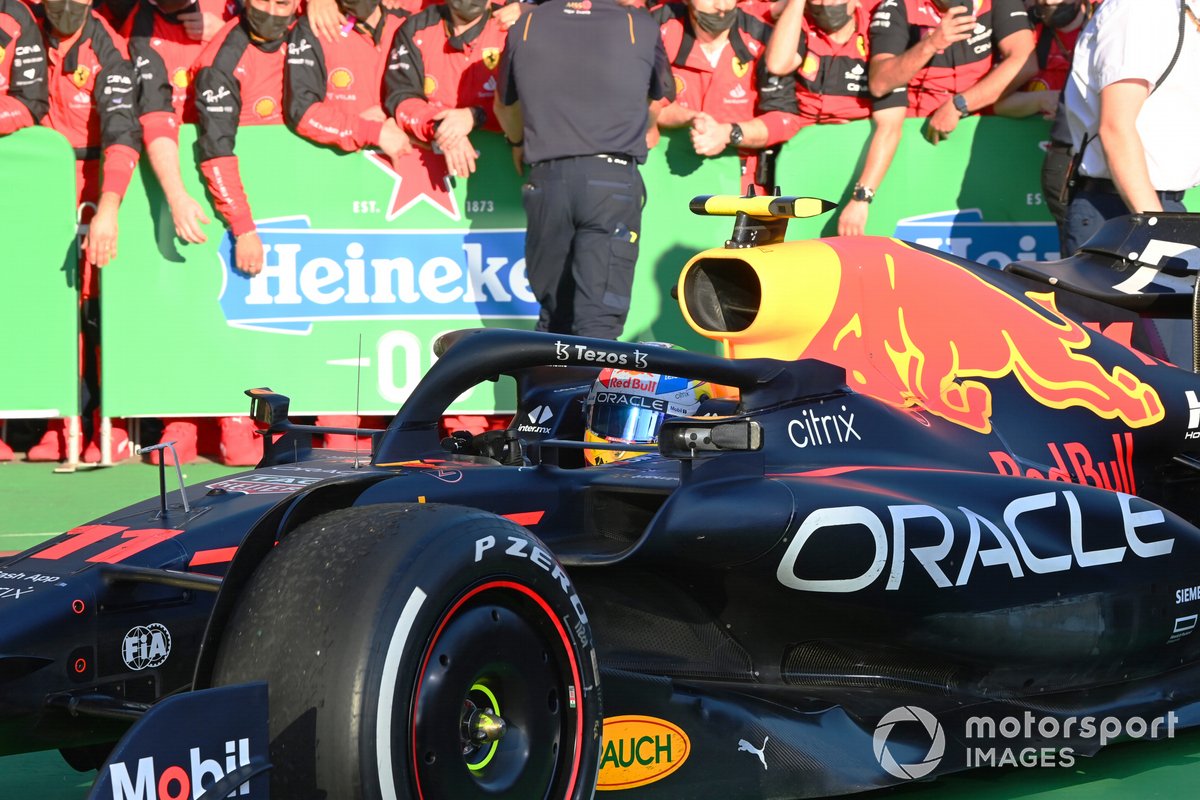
[872, 706, 945, 780]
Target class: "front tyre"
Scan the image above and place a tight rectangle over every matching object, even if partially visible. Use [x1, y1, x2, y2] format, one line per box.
[211, 504, 601, 800]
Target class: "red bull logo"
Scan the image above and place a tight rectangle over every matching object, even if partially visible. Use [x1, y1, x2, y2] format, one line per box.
[683, 238, 1165, 435]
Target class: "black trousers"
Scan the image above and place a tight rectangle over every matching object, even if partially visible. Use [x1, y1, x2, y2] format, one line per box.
[522, 155, 644, 340]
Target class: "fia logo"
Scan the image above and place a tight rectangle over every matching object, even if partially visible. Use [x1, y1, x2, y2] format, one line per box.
[121, 623, 172, 671]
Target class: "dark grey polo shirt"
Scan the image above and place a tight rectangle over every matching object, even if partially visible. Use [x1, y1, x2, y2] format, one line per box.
[498, 0, 674, 164]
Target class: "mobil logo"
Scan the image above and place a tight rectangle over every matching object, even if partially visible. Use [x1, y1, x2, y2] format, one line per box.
[89, 684, 269, 800]
[108, 739, 251, 800]
[893, 209, 1062, 267]
[597, 715, 691, 791]
[217, 216, 536, 333]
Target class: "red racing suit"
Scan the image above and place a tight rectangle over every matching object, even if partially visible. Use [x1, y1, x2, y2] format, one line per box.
[383, 3, 506, 143]
[652, 4, 799, 190]
[791, 0, 894, 127]
[193, 17, 288, 236]
[868, 0, 1032, 117]
[284, 10, 406, 151]
[0, 0, 49, 133]
[125, 0, 241, 146]
[38, 8, 141, 298]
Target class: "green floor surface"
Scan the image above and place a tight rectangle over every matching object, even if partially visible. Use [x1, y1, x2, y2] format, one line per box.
[1, 460, 1198, 797]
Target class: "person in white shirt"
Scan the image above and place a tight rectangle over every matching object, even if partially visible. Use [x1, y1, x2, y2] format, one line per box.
[1062, 0, 1200, 254]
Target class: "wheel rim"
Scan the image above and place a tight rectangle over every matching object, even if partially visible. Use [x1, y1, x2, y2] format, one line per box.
[409, 581, 584, 800]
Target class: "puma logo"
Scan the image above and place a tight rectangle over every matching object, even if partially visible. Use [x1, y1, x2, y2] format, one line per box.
[737, 735, 768, 770]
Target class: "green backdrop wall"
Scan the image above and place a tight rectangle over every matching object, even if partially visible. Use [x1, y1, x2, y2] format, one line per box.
[4, 117, 1197, 418]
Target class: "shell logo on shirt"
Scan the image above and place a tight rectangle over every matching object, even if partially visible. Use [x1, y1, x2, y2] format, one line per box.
[172, 68, 189, 88]
[71, 65, 91, 88]
[731, 57, 749, 78]
[482, 47, 500, 70]
[330, 68, 354, 89]
[423, 75, 437, 96]
[0, 45, 6, 63]
[800, 52, 819, 81]
[1025, 77, 1049, 92]
[254, 96, 277, 117]
[674, 75, 685, 95]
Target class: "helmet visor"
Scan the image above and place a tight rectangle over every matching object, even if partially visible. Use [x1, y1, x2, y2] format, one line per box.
[586, 397, 667, 444]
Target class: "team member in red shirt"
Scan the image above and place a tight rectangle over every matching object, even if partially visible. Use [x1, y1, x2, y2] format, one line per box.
[383, 0, 508, 178]
[868, 0, 1034, 140]
[28, 0, 141, 463]
[0, 0, 48, 136]
[126, 0, 239, 248]
[126, 0, 243, 466]
[652, 0, 800, 193]
[189, 0, 298, 465]
[286, 0, 410, 448]
[765, 0, 905, 234]
[0, 0, 49, 461]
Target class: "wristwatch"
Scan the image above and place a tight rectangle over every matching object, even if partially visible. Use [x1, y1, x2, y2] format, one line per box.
[952, 93, 970, 118]
[851, 184, 875, 204]
[729, 123, 745, 147]
[470, 106, 488, 129]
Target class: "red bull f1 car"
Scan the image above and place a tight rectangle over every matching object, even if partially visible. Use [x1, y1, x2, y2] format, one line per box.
[4, 197, 1200, 799]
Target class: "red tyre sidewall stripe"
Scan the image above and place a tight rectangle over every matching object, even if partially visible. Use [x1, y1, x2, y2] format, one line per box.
[409, 579, 585, 800]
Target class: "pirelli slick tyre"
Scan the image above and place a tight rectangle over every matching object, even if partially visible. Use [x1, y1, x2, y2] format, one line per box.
[211, 503, 602, 800]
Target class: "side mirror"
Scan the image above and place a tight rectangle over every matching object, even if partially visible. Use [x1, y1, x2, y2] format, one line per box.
[245, 388, 291, 430]
[658, 419, 763, 459]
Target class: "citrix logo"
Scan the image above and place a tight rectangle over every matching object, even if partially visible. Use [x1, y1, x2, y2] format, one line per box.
[109, 739, 251, 800]
[873, 706, 945, 780]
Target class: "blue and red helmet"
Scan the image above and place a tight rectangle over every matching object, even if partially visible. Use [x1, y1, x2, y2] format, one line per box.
[583, 349, 712, 465]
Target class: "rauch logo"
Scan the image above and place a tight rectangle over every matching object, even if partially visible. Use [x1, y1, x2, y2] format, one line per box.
[108, 738, 252, 799]
[597, 715, 691, 791]
[217, 217, 537, 333]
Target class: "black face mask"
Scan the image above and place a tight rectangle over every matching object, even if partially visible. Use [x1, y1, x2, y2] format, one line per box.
[338, 0, 379, 22]
[693, 9, 736, 35]
[447, 0, 488, 22]
[246, 5, 293, 41]
[44, 0, 90, 35]
[1035, 2, 1082, 29]
[806, 2, 852, 33]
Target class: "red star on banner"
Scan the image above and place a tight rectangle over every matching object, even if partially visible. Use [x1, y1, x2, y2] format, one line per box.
[365, 147, 461, 222]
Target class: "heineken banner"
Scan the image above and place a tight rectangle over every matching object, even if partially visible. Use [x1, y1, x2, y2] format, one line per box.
[0, 127, 79, 419]
[6, 117, 1198, 418]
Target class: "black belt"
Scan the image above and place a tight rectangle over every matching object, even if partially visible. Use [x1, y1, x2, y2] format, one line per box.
[74, 146, 101, 161]
[1075, 175, 1184, 203]
[533, 153, 636, 168]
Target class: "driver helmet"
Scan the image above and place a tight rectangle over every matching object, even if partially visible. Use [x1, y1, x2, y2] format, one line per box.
[584, 349, 712, 466]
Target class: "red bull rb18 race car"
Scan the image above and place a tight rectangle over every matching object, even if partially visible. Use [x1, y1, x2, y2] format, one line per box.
[3, 196, 1200, 799]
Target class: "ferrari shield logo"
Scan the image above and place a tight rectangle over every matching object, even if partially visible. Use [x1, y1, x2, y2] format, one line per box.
[482, 47, 500, 70]
[423, 75, 437, 96]
[71, 64, 91, 88]
[731, 57, 749, 78]
[856, 34, 867, 59]
[0, 45, 6, 64]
